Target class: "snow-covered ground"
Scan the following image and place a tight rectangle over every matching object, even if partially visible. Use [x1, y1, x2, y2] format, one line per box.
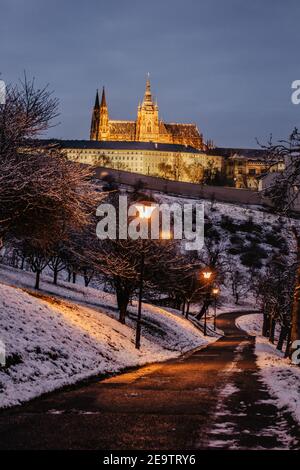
[236, 314, 300, 425]
[0, 266, 216, 409]
[154, 193, 298, 306]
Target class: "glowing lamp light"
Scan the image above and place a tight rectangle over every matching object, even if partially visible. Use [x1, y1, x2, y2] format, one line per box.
[134, 204, 156, 220]
[202, 270, 213, 280]
[160, 229, 172, 240]
[212, 287, 220, 295]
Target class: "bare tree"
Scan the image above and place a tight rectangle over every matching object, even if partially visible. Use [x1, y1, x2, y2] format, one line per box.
[93, 152, 112, 167]
[157, 162, 172, 179]
[0, 74, 58, 159]
[0, 76, 102, 250]
[171, 153, 188, 181]
[0, 75, 104, 295]
[0, 148, 101, 249]
[261, 128, 300, 214]
[48, 243, 67, 285]
[253, 255, 295, 353]
[185, 162, 204, 184]
[226, 260, 250, 305]
[261, 129, 300, 358]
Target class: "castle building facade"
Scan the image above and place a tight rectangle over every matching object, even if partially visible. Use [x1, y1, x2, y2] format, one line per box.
[55, 140, 224, 183]
[90, 77, 203, 150]
[34, 77, 272, 190]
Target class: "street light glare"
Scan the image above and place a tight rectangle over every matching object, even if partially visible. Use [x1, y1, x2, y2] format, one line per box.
[202, 270, 212, 280]
[160, 229, 172, 240]
[134, 204, 156, 220]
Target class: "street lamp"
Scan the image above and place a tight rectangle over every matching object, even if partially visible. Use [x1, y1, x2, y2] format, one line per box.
[201, 268, 213, 336]
[134, 202, 155, 350]
[202, 269, 213, 280]
[211, 287, 220, 331]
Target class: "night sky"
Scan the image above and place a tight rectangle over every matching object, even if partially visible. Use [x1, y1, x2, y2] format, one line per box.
[1, 0, 299, 147]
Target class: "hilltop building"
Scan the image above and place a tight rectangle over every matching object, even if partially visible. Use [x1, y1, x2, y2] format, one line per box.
[35, 77, 275, 190]
[90, 76, 203, 150]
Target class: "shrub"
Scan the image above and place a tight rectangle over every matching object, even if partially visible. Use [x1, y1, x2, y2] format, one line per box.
[238, 216, 262, 234]
[220, 215, 239, 233]
[240, 251, 263, 268]
[230, 234, 243, 244]
[265, 231, 285, 249]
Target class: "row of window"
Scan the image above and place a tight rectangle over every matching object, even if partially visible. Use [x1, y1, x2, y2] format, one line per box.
[68, 149, 182, 157]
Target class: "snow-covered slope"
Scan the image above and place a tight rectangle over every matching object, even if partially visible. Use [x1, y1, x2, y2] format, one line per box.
[0, 281, 212, 409]
[236, 314, 300, 425]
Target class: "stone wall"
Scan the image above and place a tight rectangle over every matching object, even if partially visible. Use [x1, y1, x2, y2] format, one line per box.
[93, 166, 267, 207]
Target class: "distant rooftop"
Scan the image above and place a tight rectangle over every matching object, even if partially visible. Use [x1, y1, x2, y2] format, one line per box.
[36, 139, 201, 154]
[30, 139, 267, 160]
[208, 147, 266, 159]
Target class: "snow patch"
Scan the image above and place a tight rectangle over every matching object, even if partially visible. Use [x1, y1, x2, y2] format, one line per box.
[236, 314, 300, 425]
[0, 281, 213, 409]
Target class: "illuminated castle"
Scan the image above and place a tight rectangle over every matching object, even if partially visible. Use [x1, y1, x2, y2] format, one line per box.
[90, 76, 203, 150]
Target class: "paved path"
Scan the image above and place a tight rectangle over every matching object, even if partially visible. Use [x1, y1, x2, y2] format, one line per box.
[0, 311, 299, 450]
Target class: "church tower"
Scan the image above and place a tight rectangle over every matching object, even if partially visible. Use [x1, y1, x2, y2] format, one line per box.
[98, 87, 109, 140]
[136, 75, 160, 142]
[90, 89, 100, 140]
[89, 77, 203, 148]
[90, 87, 109, 141]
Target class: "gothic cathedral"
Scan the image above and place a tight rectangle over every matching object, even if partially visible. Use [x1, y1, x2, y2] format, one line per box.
[90, 76, 203, 150]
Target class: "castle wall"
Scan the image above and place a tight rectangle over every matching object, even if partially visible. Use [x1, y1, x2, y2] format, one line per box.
[64, 145, 223, 183]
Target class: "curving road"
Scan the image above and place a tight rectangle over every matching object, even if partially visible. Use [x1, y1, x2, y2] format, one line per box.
[0, 311, 300, 450]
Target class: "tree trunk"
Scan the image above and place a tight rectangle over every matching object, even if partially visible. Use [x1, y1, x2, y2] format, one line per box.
[277, 326, 288, 351]
[290, 228, 300, 356]
[235, 292, 239, 305]
[67, 269, 71, 282]
[181, 300, 186, 316]
[185, 302, 190, 319]
[175, 296, 181, 310]
[84, 275, 91, 287]
[269, 318, 276, 344]
[116, 289, 130, 324]
[35, 270, 41, 290]
[285, 327, 292, 358]
[72, 272, 76, 284]
[291, 282, 300, 349]
[196, 298, 210, 320]
[53, 268, 58, 285]
[119, 299, 128, 324]
[262, 313, 269, 337]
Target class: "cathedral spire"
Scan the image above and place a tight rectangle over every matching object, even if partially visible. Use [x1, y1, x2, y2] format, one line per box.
[143, 73, 153, 105]
[100, 86, 107, 108]
[90, 89, 100, 140]
[98, 86, 109, 141]
[94, 89, 100, 108]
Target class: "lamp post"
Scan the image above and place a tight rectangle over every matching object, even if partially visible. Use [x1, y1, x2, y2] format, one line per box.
[201, 269, 213, 336]
[211, 287, 220, 331]
[134, 203, 155, 350]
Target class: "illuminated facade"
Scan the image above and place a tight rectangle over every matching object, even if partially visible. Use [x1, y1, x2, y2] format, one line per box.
[90, 77, 203, 150]
[59, 140, 223, 183]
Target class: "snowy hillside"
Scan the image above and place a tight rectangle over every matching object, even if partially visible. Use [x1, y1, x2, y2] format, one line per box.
[158, 193, 296, 267]
[0, 279, 212, 409]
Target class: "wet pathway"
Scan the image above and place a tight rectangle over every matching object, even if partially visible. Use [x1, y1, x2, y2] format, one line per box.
[0, 312, 299, 449]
